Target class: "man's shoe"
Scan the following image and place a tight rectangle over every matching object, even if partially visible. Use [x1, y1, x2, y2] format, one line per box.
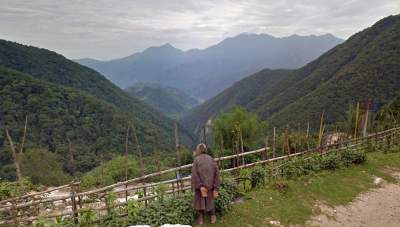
[211, 215, 217, 224]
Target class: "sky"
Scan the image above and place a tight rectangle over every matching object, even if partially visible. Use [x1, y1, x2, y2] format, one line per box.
[0, 0, 398, 60]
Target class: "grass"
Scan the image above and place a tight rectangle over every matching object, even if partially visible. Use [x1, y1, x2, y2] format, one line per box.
[209, 148, 400, 226]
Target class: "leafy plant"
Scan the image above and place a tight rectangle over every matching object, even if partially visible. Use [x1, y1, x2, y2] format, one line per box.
[250, 165, 267, 188]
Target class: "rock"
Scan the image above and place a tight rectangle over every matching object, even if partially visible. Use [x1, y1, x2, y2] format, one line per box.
[160, 225, 192, 227]
[269, 220, 283, 226]
[373, 176, 383, 185]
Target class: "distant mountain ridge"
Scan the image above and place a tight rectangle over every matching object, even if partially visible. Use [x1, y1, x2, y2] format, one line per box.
[181, 15, 400, 133]
[76, 33, 343, 100]
[125, 83, 199, 119]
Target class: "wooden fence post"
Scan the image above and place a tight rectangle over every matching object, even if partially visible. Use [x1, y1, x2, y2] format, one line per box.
[5, 129, 25, 195]
[70, 182, 78, 224]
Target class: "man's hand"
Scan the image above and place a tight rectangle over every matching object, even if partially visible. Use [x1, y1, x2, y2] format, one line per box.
[213, 190, 219, 198]
[200, 186, 208, 197]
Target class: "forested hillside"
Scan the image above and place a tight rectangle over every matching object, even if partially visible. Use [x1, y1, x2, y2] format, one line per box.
[125, 83, 199, 119]
[182, 15, 400, 133]
[77, 34, 342, 100]
[0, 40, 194, 180]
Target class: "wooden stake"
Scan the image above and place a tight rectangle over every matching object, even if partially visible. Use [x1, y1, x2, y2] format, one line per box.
[362, 99, 371, 137]
[67, 138, 75, 178]
[124, 125, 130, 181]
[174, 122, 183, 191]
[273, 127, 276, 158]
[219, 135, 224, 168]
[318, 111, 325, 150]
[239, 127, 245, 165]
[124, 125, 130, 202]
[19, 115, 28, 154]
[5, 129, 25, 195]
[354, 101, 360, 138]
[263, 136, 268, 161]
[131, 122, 144, 176]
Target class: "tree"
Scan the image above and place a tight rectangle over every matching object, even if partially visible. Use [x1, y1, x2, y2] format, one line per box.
[212, 106, 267, 153]
[20, 149, 71, 186]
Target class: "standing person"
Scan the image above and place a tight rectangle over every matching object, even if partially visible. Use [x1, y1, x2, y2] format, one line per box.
[191, 143, 220, 226]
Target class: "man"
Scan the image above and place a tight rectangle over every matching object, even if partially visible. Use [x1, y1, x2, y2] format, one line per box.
[191, 143, 220, 225]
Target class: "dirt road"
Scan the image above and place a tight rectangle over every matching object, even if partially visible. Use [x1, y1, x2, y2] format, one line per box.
[307, 172, 400, 227]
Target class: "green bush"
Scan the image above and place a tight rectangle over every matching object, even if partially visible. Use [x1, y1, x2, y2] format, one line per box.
[215, 179, 240, 213]
[250, 165, 267, 187]
[282, 158, 306, 179]
[340, 149, 367, 167]
[131, 192, 194, 227]
[0, 177, 34, 200]
[239, 168, 251, 191]
[320, 152, 341, 170]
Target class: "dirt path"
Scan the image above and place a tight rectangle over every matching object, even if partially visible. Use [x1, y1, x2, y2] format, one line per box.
[307, 172, 400, 227]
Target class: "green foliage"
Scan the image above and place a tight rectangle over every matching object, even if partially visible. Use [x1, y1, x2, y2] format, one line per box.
[79, 207, 97, 227]
[132, 193, 194, 227]
[125, 83, 199, 119]
[250, 165, 267, 188]
[320, 152, 341, 170]
[155, 183, 168, 201]
[127, 199, 141, 221]
[281, 148, 367, 179]
[213, 106, 267, 151]
[215, 179, 240, 213]
[81, 155, 140, 188]
[0, 178, 34, 200]
[20, 149, 71, 186]
[239, 168, 251, 191]
[0, 39, 195, 182]
[340, 149, 367, 167]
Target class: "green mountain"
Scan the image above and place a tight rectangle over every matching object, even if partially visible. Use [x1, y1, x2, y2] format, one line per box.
[182, 15, 400, 133]
[125, 83, 199, 119]
[0, 40, 194, 179]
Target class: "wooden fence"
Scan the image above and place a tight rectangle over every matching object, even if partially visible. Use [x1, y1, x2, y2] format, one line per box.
[0, 127, 399, 225]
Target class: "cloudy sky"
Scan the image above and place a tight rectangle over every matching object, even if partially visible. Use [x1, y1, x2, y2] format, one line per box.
[0, 0, 398, 60]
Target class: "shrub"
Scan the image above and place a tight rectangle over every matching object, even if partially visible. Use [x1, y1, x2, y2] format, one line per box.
[250, 165, 267, 188]
[272, 180, 289, 194]
[0, 177, 34, 200]
[215, 179, 240, 213]
[340, 148, 367, 167]
[320, 152, 341, 170]
[239, 168, 251, 191]
[132, 192, 194, 227]
[282, 158, 306, 179]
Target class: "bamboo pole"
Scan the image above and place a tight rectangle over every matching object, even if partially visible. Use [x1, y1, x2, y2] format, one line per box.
[273, 127, 276, 158]
[354, 101, 360, 138]
[263, 136, 268, 161]
[124, 125, 130, 202]
[318, 111, 325, 150]
[239, 127, 245, 165]
[67, 138, 75, 179]
[219, 135, 224, 168]
[131, 122, 144, 176]
[5, 129, 25, 195]
[362, 99, 371, 137]
[174, 122, 183, 192]
[19, 115, 28, 154]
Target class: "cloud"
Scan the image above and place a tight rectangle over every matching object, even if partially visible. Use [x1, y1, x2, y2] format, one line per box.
[0, 0, 398, 59]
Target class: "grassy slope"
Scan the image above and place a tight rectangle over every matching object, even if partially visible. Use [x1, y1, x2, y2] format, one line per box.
[210, 150, 400, 226]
